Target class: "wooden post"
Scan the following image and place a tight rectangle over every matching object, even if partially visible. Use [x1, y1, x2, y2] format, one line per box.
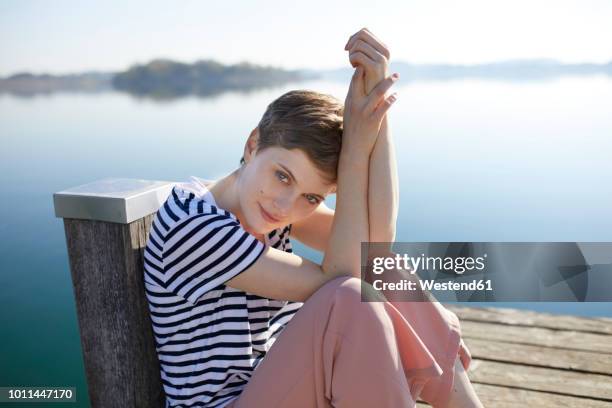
[54, 178, 175, 408]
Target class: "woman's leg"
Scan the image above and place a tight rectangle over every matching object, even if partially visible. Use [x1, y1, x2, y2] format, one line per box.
[228, 276, 441, 408]
[373, 264, 483, 408]
[445, 357, 484, 408]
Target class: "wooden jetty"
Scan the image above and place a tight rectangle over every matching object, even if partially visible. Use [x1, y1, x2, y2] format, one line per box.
[416, 306, 612, 407]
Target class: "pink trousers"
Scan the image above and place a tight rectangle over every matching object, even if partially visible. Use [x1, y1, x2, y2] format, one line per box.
[227, 276, 471, 408]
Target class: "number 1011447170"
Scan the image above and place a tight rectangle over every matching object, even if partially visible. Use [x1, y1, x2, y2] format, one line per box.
[0, 387, 76, 402]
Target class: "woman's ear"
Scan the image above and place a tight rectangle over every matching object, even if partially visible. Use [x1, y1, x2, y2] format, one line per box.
[243, 128, 259, 164]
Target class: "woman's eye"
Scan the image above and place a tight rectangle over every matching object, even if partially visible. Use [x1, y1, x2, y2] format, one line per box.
[276, 170, 289, 183]
[305, 195, 320, 205]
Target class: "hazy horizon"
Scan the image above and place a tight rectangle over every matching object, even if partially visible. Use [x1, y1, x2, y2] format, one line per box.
[1, 0, 612, 77]
[2, 58, 611, 80]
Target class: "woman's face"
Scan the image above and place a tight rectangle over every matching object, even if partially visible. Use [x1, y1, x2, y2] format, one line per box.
[237, 146, 336, 234]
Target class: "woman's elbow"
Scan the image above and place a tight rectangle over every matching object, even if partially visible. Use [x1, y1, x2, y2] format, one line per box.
[371, 224, 397, 243]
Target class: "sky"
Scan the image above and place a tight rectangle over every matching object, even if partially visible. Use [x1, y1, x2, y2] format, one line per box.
[1, 0, 611, 76]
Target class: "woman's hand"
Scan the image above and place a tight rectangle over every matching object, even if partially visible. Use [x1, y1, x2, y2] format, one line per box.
[345, 28, 390, 95]
[342, 66, 399, 156]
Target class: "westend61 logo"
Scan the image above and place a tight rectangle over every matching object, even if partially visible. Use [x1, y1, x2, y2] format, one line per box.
[370, 253, 488, 275]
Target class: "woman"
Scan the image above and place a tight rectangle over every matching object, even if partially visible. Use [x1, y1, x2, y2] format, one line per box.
[143, 29, 483, 407]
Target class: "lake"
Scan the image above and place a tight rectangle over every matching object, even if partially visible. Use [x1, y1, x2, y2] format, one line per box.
[0, 76, 611, 404]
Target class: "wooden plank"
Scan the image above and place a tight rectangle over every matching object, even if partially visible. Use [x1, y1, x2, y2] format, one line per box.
[417, 383, 612, 408]
[472, 383, 612, 408]
[462, 337, 612, 375]
[467, 359, 612, 401]
[460, 320, 612, 354]
[447, 306, 612, 335]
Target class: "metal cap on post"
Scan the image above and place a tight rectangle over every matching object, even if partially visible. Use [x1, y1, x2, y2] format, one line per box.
[54, 178, 176, 408]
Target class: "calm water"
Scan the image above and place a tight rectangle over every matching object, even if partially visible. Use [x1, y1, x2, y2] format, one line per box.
[1, 77, 611, 404]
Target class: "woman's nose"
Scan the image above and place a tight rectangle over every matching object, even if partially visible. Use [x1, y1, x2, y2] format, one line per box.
[273, 194, 293, 215]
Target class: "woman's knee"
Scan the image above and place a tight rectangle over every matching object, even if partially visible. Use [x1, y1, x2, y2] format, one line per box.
[322, 276, 389, 316]
[320, 275, 387, 304]
[332, 276, 362, 303]
[323, 277, 396, 343]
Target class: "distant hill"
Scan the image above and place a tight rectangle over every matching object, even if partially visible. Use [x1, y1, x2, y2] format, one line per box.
[0, 59, 310, 98]
[112, 59, 307, 98]
[0, 72, 113, 96]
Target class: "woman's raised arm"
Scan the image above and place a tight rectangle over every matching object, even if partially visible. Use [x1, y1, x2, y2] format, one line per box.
[368, 113, 399, 244]
[321, 68, 398, 277]
[345, 28, 400, 246]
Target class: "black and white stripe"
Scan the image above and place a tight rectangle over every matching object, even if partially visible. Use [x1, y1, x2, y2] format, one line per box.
[144, 178, 302, 408]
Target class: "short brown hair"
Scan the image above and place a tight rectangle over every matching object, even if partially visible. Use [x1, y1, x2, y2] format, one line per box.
[242, 90, 344, 183]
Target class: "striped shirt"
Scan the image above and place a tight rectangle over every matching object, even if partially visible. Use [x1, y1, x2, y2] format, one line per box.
[143, 176, 303, 408]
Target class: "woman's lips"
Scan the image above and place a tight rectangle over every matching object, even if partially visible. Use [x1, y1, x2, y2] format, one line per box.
[259, 203, 280, 223]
